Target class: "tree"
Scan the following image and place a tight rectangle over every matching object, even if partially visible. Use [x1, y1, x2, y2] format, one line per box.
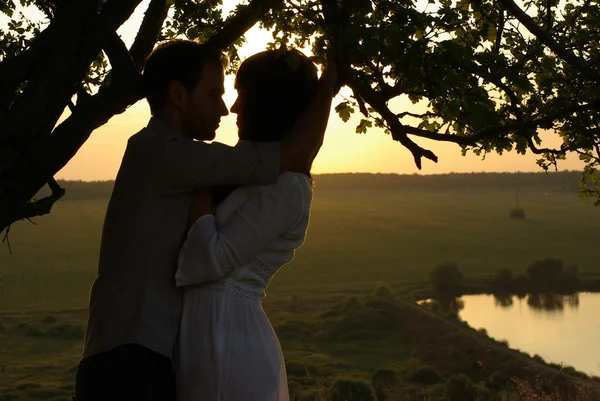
[493, 267, 514, 292]
[429, 262, 463, 298]
[1, 0, 600, 236]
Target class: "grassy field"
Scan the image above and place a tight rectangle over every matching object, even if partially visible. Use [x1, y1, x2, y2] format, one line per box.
[1, 185, 598, 312]
[1, 175, 599, 400]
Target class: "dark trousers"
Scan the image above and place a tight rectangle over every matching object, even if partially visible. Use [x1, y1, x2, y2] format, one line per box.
[74, 344, 177, 401]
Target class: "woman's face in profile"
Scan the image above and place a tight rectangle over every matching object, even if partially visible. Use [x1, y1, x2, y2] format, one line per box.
[231, 84, 248, 139]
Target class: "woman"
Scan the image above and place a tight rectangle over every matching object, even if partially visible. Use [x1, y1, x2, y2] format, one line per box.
[175, 49, 337, 400]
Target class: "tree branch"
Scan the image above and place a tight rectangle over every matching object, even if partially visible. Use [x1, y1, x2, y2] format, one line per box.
[402, 125, 473, 146]
[561, 0, 593, 33]
[206, 0, 284, 51]
[448, 52, 526, 125]
[354, 80, 439, 168]
[0, 2, 85, 128]
[0, 72, 143, 231]
[397, 111, 439, 120]
[0, 0, 276, 230]
[474, 98, 600, 140]
[321, 0, 438, 168]
[399, 99, 600, 151]
[129, 0, 171, 69]
[2, 178, 65, 234]
[33, 0, 56, 19]
[545, 0, 552, 32]
[104, 33, 138, 80]
[1, 0, 141, 164]
[527, 138, 565, 155]
[494, 9, 504, 54]
[498, 0, 600, 83]
[352, 88, 369, 117]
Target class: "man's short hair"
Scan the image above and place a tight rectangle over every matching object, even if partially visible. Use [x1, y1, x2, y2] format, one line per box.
[143, 40, 226, 113]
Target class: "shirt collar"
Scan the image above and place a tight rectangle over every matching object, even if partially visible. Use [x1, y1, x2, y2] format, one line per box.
[147, 117, 181, 137]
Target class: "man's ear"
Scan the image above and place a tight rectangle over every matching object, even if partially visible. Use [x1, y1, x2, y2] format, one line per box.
[166, 81, 188, 110]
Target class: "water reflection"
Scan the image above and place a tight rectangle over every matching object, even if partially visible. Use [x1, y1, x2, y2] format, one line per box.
[420, 296, 464, 316]
[459, 292, 600, 377]
[493, 293, 513, 308]
[492, 293, 580, 313]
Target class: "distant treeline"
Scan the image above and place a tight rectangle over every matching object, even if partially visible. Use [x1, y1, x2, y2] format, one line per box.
[314, 171, 582, 191]
[38, 171, 583, 201]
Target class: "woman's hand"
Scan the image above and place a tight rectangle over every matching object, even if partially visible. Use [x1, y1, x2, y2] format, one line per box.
[188, 189, 213, 228]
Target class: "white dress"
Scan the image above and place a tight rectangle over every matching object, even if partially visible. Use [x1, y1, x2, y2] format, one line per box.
[175, 172, 313, 401]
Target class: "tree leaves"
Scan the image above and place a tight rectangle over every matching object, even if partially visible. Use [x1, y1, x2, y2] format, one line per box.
[1, 0, 600, 205]
[0, 10, 41, 68]
[0, 0, 16, 18]
[355, 118, 372, 134]
[335, 101, 355, 123]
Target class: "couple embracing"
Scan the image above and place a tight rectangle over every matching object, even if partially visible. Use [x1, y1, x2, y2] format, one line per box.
[74, 39, 339, 401]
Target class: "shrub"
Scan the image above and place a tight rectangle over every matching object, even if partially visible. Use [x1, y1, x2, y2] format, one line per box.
[342, 296, 365, 316]
[286, 362, 322, 377]
[293, 392, 319, 401]
[26, 325, 44, 337]
[25, 388, 67, 399]
[41, 316, 58, 324]
[445, 374, 478, 401]
[532, 354, 546, 363]
[527, 258, 564, 283]
[372, 369, 399, 401]
[561, 366, 579, 376]
[329, 378, 374, 401]
[526, 258, 579, 291]
[493, 268, 514, 292]
[409, 365, 443, 385]
[429, 263, 463, 298]
[374, 285, 394, 300]
[0, 391, 21, 401]
[16, 383, 42, 391]
[486, 372, 513, 390]
[46, 324, 84, 340]
[15, 321, 30, 331]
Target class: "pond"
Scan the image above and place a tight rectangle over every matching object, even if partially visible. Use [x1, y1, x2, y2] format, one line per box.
[458, 292, 600, 377]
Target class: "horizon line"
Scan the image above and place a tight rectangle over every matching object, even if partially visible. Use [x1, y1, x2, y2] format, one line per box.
[55, 170, 583, 183]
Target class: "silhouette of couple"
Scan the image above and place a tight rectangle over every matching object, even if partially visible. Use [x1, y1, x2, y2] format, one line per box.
[73, 39, 339, 401]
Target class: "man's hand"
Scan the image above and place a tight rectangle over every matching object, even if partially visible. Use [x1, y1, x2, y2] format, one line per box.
[188, 189, 213, 228]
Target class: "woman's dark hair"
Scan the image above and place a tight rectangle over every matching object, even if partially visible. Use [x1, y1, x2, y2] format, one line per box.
[211, 49, 318, 205]
[143, 39, 226, 114]
[235, 48, 319, 142]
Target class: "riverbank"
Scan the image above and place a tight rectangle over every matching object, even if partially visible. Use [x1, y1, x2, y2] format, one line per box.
[2, 288, 600, 401]
[402, 275, 600, 303]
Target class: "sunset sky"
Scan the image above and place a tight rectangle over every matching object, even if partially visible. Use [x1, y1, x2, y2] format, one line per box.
[5, 1, 585, 181]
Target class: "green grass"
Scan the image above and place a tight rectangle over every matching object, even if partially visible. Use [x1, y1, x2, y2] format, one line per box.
[0, 312, 84, 401]
[1, 184, 599, 400]
[278, 187, 599, 294]
[1, 187, 598, 311]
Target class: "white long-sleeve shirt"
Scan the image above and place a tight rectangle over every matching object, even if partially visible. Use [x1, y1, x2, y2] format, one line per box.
[175, 172, 312, 298]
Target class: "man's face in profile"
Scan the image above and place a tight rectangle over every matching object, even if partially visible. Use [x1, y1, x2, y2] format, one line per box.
[181, 60, 229, 141]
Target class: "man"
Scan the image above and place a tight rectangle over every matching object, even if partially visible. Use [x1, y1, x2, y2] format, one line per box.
[74, 39, 337, 401]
